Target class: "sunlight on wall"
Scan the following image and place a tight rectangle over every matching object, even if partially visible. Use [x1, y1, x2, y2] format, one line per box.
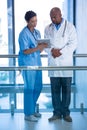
[15, 0, 64, 53]
[15, 0, 64, 84]
[0, 0, 8, 49]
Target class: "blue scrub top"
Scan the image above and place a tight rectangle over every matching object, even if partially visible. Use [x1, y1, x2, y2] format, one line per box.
[18, 26, 41, 66]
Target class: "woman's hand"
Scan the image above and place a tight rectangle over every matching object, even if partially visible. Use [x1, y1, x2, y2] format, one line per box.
[37, 43, 48, 52]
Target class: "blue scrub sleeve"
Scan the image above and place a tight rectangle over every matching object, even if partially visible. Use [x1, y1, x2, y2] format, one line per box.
[18, 32, 30, 51]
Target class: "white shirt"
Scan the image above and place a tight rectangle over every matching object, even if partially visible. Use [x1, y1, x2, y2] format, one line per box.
[44, 19, 78, 77]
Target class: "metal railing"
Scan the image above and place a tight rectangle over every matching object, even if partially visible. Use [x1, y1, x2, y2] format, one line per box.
[0, 66, 87, 71]
[0, 54, 87, 115]
[0, 53, 87, 58]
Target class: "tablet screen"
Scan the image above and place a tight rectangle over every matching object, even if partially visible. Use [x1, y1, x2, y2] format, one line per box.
[37, 39, 50, 47]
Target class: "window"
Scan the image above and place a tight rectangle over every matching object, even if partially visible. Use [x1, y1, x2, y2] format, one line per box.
[14, 0, 65, 110]
[15, 0, 64, 84]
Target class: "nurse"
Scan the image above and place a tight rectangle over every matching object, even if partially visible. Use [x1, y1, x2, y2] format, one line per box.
[44, 7, 78, 122]
[18, 10, 47, 122]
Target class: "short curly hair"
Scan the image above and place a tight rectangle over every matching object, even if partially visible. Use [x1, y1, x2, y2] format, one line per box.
[25, 10, 37, 22]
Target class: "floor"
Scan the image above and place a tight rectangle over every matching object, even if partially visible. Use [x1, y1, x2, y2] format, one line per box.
[0, 112, 87, 130]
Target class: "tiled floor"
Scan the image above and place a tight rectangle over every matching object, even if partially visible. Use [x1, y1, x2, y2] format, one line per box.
[0, 112, 87, 130]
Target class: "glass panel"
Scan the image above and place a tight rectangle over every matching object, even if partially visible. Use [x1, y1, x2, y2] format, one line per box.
[0, 0, 15, 84]
[14, 0, 69, 111]
[0, 1, 8, 54]
[15, 0, 64, 84]
[0, 93, 9, 109]
[38, 93, 74, 109]
[16, 92, 74, 110]
[0, 0, 14, 110]
[15, 69, 24, 84]
[0, 0, 9, 84]
[16, 93, 23, 109]
[41, 57, 50, 84]
[76, 57, 87, 108]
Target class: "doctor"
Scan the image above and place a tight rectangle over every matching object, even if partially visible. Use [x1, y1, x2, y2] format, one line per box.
[18, 10, 47, 122]
[44, 7, 77, 122]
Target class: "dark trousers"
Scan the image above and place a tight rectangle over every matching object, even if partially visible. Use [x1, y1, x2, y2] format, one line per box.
[50, 77, 72, 117]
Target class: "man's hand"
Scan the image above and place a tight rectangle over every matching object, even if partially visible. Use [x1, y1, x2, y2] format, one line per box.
[51, 48, 62, 58]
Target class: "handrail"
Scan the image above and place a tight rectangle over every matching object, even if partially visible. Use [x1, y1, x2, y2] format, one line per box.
[0, 66, 87, 71]
[0, 54, 18, 58]
[0, 54, 87, 58]
[0, 54, 87, 71]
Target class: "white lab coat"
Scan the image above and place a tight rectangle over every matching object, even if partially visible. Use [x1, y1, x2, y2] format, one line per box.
[44, 19, 77, 77]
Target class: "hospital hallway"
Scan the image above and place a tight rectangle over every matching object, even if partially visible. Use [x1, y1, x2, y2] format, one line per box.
[0, 112, 87, 130]
[0, 0, 87, 130]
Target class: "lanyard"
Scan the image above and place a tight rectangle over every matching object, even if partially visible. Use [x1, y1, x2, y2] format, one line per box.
[27, 26, 37, 41]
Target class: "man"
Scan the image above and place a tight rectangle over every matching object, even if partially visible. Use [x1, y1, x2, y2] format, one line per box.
[44, 7, 77, 122]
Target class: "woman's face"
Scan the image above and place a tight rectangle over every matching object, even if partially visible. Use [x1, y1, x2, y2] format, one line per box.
[27, 16, 37, 28]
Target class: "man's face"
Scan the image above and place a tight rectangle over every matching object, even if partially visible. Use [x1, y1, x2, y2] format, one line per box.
[50, 11, 62, 25]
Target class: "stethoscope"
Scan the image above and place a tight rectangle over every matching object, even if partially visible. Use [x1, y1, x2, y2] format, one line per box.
[61, 20, 68, 49]
[27, 26, 38, 41]
[50, 20, 67, 49]
[50, 20, 67, 37]
[62, 20, 67, 37]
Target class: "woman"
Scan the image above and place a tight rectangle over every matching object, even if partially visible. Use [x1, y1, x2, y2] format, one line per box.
[18, 10, 47, 122]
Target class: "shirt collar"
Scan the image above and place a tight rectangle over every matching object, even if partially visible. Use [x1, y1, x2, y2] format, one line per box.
[54, 18, 64, 30]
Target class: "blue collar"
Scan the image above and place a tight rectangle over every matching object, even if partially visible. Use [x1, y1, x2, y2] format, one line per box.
[54, 18, 64, 30]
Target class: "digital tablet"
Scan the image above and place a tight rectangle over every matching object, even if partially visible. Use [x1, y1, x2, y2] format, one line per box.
[37, 38, 50, 48]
